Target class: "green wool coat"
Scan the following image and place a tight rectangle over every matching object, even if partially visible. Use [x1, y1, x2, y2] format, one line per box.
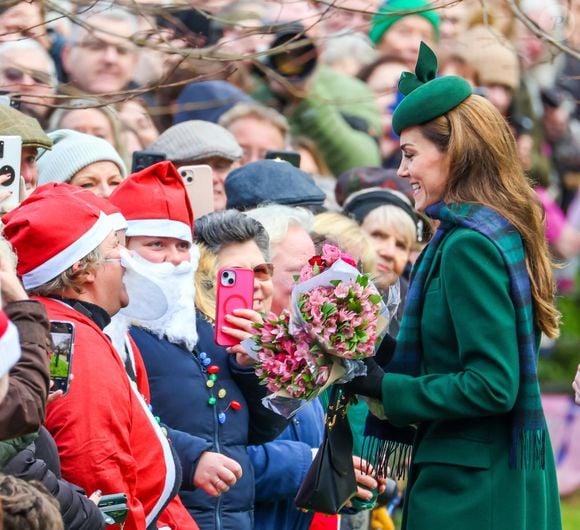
[381, 228, 562, 530]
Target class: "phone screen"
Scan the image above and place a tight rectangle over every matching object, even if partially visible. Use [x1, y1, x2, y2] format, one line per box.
[49, 321, 75, 394]
[131, 150, 166, 173]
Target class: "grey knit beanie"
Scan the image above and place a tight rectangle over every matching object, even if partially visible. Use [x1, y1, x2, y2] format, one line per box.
[37, 129, 127, 185]
[147, 120, 243, 163]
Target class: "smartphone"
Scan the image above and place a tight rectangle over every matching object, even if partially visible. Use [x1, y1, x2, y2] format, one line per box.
[98, 493, 128, 508]
[178, 164, 214, 217]
[49, 321, 75, 395]
[0, 136, 22, 210]
[214, 267, 254, 347]
[98, 493, 128, 525]
[0, 92, 21, 110]
[131, 150, 166, 173]
[264, 149, 301, 168]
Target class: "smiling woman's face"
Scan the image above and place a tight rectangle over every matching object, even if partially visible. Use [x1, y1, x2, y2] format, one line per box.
[217, 240, 273, 313]
[397, 126, 450, 211]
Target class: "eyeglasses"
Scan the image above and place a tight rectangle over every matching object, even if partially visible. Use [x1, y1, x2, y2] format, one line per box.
[1, 66, 52, 86]
[104, 256, 122, 264]
[251, 263, 274, 281]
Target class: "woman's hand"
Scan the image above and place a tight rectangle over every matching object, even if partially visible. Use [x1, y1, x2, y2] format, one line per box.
[0, 172, 12, 207]
[573, 364, 580, 406]
[193, 451, 243, 496]
[222, 308, 263, 366]
[352, 456, 381, 501]
[0, 253, 28, 306]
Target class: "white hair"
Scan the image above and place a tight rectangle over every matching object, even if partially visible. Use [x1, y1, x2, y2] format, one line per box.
[320, 32, 378, 69]
[0, 40, 57, 85]
[245, 205, 314, 247]
[69, 5, 139, 43]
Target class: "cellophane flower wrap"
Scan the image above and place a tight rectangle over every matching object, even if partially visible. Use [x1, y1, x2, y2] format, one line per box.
[249, 244, 389, 417]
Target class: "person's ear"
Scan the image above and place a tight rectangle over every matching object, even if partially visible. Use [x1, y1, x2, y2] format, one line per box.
[70, 261, 95, 285]
[61, 44, 74, 77]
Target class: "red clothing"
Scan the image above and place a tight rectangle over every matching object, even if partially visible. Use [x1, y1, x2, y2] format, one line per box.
[39, 297, 198, 530]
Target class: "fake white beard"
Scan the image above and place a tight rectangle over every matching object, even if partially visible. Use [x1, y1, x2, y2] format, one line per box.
[104, 313, 131, 363]
[119, 247, 200, 352]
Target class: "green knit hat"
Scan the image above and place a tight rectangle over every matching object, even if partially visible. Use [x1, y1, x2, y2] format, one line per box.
[392, 42, 472, 136]
[369, 0, 440, 45]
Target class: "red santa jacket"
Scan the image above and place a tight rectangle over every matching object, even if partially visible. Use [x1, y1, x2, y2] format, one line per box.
[39, 297, 198, 530]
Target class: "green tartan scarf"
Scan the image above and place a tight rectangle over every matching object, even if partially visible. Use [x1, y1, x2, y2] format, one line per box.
[363, 202, 547, 477]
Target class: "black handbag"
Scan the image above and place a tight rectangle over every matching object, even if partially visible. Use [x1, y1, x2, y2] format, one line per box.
[294, 386, 357, 514]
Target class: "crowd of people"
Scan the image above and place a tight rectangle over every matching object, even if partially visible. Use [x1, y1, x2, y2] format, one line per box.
[0, 0, 578, 529]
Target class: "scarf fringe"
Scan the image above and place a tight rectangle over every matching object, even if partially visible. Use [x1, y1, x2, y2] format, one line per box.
[361, 435, 413, 480]
[509, 428, 546, 470]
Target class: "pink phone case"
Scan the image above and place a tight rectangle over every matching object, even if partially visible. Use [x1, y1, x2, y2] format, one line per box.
[214, 267, 255, 347]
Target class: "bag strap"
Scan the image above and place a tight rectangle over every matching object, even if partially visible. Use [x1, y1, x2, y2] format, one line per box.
[325, 386, 351, 431]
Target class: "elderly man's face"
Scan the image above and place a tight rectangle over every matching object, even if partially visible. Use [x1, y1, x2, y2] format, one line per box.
[270, 225, 315, 314]
[63, 15, 139, 94]
[92, 231, 129, 316]
[0, 48, 56, 120]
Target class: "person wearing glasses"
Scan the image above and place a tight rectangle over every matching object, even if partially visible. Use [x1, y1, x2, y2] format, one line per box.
[0, 39, 57, 127]
[2, 185, 199, 530]
[110, 164, 287, 530]
[60, 6, 139, 97]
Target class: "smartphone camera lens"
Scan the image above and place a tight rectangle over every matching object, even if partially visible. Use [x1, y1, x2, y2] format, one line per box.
[220, 270, 236, 287]
[0, 164, 15, 186]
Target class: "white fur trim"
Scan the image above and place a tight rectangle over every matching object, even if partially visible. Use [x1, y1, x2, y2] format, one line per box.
[108, 212, 128, 231]
[22, 212, 113, 290]
[130, 381, 176, 525]
[0, 321, 21, 377]
[126, 219, 192, 244]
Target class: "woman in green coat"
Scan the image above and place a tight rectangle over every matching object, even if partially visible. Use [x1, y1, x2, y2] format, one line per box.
[348, 43, 562, 530]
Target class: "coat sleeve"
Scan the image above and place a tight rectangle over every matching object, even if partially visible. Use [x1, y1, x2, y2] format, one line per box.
[0, 301, 50, 438]
[248, 440, 314, 502]
[289, 96, 381, 176]
[3, 435, 105, 530]
[382, 231, 520, 426]
[165, 426, 212, 490]
[229, 360, 290, 445]
[46, 325, 148, 530]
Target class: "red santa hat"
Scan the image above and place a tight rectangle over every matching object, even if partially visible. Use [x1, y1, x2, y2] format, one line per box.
[26, 183, 128, 231]
[2, 188, 113, 290]
[0, 310, 21, 378]
[109, 161, 194, 243]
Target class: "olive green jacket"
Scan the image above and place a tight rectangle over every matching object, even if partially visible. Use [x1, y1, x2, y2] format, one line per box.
[382, 228, 561, 530]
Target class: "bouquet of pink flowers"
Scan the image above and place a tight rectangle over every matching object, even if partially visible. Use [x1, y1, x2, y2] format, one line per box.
[294, 244, 384, 360]
[253, 310, 336, 400]
[250, 244, 389, 416]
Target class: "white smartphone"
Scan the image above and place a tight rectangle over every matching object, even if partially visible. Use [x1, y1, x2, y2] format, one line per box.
[177, 164, 214, 218]
[0, 136, 22, 210]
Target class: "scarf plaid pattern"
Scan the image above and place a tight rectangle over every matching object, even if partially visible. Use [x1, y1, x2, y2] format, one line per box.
[364, 202, 547, 476]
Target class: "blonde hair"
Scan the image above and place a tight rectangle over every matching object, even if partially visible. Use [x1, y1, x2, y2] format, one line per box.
[420, 95, 560, 338]
[313, 212, 377, 274]
[194, 243, 218, 322]
[363, 205, 417, 251]
[28, 248, 103, 297]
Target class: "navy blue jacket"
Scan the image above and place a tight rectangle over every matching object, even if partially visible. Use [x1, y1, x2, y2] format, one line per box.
[249, 399, 325, 530]
[131, 315, 287, 530]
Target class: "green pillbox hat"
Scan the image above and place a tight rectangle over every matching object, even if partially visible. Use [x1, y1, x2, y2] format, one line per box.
[369, 0, 440, 45]
[392, 42, 472, 136]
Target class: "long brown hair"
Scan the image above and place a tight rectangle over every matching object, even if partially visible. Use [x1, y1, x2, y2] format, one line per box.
[419, 95, 560, 338]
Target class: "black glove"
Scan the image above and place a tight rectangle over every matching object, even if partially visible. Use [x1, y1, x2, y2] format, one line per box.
[375, 334, 397, 367]
[342, 357, 385, 400]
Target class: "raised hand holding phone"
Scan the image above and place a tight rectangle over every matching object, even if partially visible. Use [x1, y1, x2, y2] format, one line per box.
[0, 136, 23, 211]
[214, 268, 254, 347]
[49, 321, 75, 395]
